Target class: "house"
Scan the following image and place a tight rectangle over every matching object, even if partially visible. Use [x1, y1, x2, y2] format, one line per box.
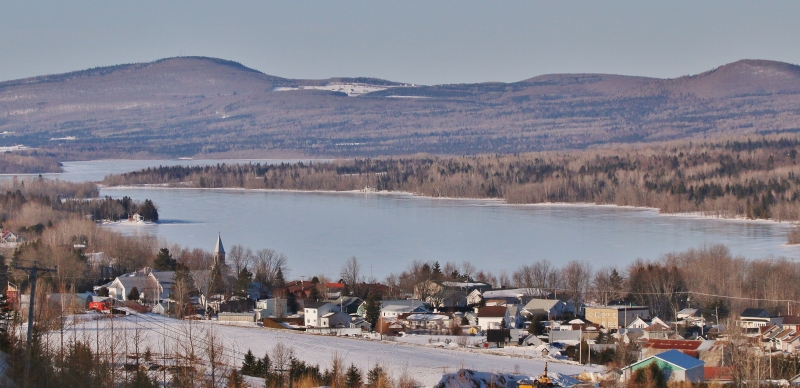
[325, 283, 345, 299]
[521, 298, 569, 319]
[350, 317, 370, 330]
[255, 298, 288, 318]
[102, 267, 176, 304]
[738, 308, 783, 332]
[319, 311, 352, 328]
[413, 280, 490, 308]
[622, 349, 705, 383]
[402, 313, 452, 330]
[627, 317, 649, 329]
[641, 339, 705, 358]
[643, 318, 675, 340]
[362, 299, 427, 318]
[477, 306, 509, 330]
[330, 296, 363, 314]
[466, 289, 483, 306]
[304, 301, 339, 327]
[149, 269, 175, 300]
[482, 288, 546, 305]
[106, 272, 161, 303]
[505, 305, 525, 329]
[152, 302, 168, 315]
[0, 229, 18, 244]
[676, 308, 705, 327]
[782, 315, 800, 331]
[585, 305, 651, 329]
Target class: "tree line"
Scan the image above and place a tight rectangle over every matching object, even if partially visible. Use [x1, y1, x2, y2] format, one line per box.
[103, 136, 800, 231]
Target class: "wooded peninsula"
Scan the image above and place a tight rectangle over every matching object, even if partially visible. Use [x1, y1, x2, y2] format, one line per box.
[103, 136, 800, 226]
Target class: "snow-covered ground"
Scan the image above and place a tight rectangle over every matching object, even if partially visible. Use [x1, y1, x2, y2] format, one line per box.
[51, 313, 602, 387]
[274, 82, 416, 97]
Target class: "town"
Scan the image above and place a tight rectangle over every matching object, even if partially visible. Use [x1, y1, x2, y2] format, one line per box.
[1, 231, 799, 387]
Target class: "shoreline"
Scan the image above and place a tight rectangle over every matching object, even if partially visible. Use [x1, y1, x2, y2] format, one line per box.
[100, 184, 798, 229]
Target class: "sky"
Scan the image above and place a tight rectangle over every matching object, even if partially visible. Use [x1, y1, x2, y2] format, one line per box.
[2, 1, 799, 85]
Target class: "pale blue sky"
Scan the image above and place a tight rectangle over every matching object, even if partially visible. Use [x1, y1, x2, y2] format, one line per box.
[1, 1, 798, 85]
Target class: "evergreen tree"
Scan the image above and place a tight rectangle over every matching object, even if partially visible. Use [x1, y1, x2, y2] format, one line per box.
[153, 248, 177, 271]
[131, 369, 159, 388]
[226, 369, 245, 388]
[286, 290, 298, 314]
[137, 199, 159, 222]
[364, 294, 380, 330]
[609, 268, 624, 299]
[345, 364, 363, 388]
[702, 299, 730, 324]
[97, 286, 109, 297]
[127, 286, 140, 301]
[366, 364, 389, 388]
[309, 285, 322, 301]
[432, 261, 443, 280]
[235, 268, 253, 297]
[259, 352, 271, 377]
[275, 267, 286, 288]
[241, 349, 257, 376]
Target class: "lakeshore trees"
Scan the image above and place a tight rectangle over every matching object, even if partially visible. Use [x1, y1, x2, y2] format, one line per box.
[103, 135, 800, 230]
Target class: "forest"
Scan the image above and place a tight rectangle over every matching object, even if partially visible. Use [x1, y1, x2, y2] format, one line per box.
[104, 135, 800, 227]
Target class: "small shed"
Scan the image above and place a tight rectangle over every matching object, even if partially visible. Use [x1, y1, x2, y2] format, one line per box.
[623, 349, 704, 383]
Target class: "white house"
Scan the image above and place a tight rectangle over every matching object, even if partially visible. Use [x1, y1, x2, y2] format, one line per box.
[403, 313, 452, 330]
[106, 272, 161, 303]
[378, 300, 428, 318]
[477, 306, 509, 330]
[319, 311, 352, 328]
[256, 298, 288, 318]
[739, 308, 783, 330]
[304, 301, 339, 327]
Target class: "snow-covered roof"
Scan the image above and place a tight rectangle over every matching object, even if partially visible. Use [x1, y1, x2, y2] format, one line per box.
[441, 281, 490, 288]
[482, 288, 547, 299]
[405, 313, 450, 321]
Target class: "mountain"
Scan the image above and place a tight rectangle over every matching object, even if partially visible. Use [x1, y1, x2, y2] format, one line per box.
[2, 56, 800, 158]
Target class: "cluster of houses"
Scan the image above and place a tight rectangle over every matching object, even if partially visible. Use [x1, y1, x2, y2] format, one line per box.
[7, 235, 800, 385]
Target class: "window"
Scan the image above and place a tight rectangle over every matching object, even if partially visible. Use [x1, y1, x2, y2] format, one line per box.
[595, 313, 599, 317]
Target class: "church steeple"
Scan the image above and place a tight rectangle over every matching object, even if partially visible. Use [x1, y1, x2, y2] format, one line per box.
[213, 233, 226, 266]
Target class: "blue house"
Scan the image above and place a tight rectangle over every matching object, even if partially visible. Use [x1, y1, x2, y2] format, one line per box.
[622, 349, 704, 383]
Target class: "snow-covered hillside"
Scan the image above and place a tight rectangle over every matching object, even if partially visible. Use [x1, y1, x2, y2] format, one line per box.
[53, 313, 600, 387]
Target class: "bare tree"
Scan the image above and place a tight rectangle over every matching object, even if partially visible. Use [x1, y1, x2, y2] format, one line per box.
[205, 326, 227, 387]
[252, 248, 288, 296]
[227, 244, 253, 277]
[340, 256, 362, 287]
[561, 260, 592, 311]
[271, 343, 295, 374]
[461, 261, 476, 280]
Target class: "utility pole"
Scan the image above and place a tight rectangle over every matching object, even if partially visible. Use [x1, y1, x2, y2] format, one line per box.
[16, 261, 57, 387]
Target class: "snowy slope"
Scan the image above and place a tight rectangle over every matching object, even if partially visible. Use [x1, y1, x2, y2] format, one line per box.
[52, 313, 600, 387]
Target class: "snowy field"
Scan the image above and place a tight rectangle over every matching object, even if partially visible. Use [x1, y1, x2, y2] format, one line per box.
[49, 313, 602, 387]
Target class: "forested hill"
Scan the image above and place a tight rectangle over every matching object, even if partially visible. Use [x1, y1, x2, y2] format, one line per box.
[104, 136, 800, 224]
[2, 57, 800, 157]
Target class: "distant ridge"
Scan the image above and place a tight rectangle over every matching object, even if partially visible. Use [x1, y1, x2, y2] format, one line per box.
[1, 57, 800, 158]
